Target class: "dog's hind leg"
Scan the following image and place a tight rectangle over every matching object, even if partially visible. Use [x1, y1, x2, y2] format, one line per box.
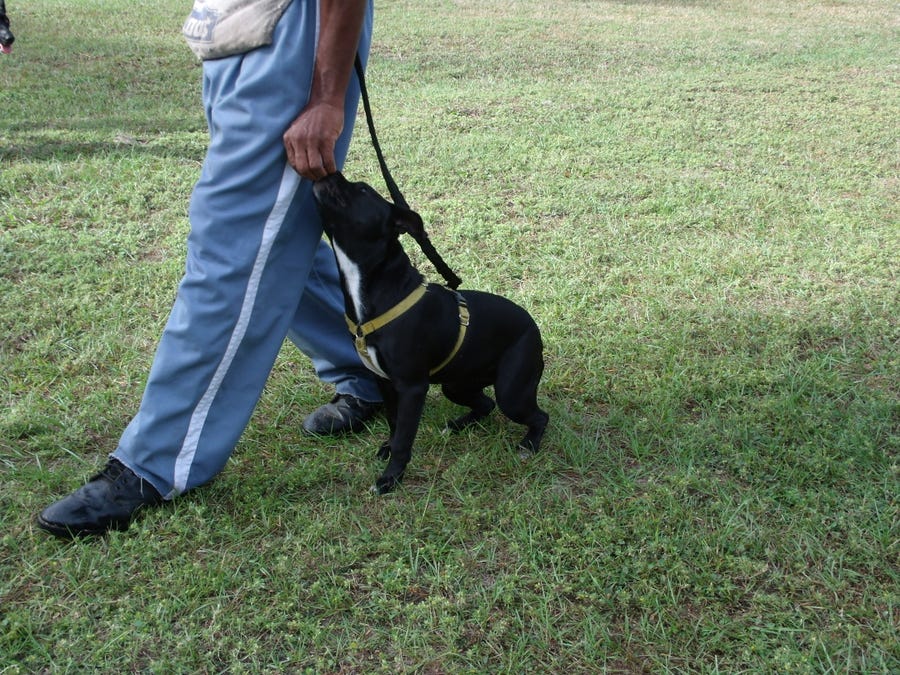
[494, 329, 549, 455]
[441, 382, 495, 432]
[515, 408, 549, 455]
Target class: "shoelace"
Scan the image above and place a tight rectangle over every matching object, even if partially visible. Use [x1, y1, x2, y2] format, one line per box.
[91, 460, 127, 484]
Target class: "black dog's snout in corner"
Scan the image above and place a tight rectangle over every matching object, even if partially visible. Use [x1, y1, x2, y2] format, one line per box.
[0, 0, 14, 54]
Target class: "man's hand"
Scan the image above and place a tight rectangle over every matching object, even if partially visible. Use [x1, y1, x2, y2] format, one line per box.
[284, 100, 345, 181]
[283, 0, 367, 181]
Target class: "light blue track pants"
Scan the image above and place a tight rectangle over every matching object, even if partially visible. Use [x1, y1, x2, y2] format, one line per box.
[113, 0, 378, 498]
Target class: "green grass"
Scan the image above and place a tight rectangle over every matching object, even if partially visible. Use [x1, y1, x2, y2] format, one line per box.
[1, 0, 897, 671]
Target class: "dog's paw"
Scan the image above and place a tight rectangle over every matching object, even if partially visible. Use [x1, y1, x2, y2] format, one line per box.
[372, 471, 403, 495]
[445, 413, 485, 433]
[517, 436, 542, 461]
[444, 417, 468, 433]
[376, 442, 391, 461]
[445, 401, 495, 433]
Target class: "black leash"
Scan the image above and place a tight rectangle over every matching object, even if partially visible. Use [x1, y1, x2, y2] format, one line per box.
[354, 54, 462, 290]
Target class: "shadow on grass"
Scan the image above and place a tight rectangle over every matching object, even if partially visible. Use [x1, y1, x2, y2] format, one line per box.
[0, 122, 207, 163]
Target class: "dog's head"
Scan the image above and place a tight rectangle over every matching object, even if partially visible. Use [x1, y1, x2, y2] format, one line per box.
[0, 1, 14, 55]
[313, 172, 424, 258]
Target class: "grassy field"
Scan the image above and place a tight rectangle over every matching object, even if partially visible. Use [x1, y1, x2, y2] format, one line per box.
[1, 0, 897, 671]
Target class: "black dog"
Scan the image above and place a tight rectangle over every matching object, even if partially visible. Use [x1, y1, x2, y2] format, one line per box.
[0, 1, 13, 55]
[313, 173, 549, 493]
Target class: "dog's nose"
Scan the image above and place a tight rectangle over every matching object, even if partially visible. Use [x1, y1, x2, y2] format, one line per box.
[312, 176, 339, 201]
[313, 172, 338, 188]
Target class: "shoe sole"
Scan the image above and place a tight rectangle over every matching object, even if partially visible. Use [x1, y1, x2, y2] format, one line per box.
[36, 515, 112, 538]
[36, 508, 143, 538]
[301, 420, 370, 436]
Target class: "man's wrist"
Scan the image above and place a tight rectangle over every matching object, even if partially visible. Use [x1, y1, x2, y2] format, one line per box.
[311, 0, 368, 104]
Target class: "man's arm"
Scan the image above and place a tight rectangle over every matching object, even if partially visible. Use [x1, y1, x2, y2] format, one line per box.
[284, 0, 368, 181]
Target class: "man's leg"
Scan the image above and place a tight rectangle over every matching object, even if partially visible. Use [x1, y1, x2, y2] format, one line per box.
[287, 36, 383, 434]
[37, 0, 375, 536]
[288, 238, 382, 434]
[116, 0, 371, 498]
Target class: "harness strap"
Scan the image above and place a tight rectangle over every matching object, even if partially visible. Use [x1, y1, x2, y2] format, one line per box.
[346, 285, 470, 377]
[345, 283, 427, 339]
[429, 293, 469, 375]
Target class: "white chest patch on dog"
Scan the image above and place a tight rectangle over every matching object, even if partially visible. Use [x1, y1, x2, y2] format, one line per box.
[364, 345, 390, 379]
[332, 242, 366, 320]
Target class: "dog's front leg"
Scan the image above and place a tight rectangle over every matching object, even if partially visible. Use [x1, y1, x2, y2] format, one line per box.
[375, 379, 398, 461]
[374, 381, 428, 494]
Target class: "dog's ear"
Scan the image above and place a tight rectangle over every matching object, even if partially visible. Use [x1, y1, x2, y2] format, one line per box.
[393, 206, 425, 237]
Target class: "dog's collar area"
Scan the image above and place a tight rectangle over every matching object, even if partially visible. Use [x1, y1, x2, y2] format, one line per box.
[346, 283, 428, 339]
[346, 284, 470, 377]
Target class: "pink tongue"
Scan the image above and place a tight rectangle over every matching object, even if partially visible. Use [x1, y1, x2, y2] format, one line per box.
[0, 45, 10, 55]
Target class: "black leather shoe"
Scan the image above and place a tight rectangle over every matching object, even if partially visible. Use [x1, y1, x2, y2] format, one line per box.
[302, 394, 381, 435]
[36, 459, 163, 538]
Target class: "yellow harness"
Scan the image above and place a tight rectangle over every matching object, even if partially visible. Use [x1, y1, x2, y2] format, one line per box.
[345, 284, 470, 378]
